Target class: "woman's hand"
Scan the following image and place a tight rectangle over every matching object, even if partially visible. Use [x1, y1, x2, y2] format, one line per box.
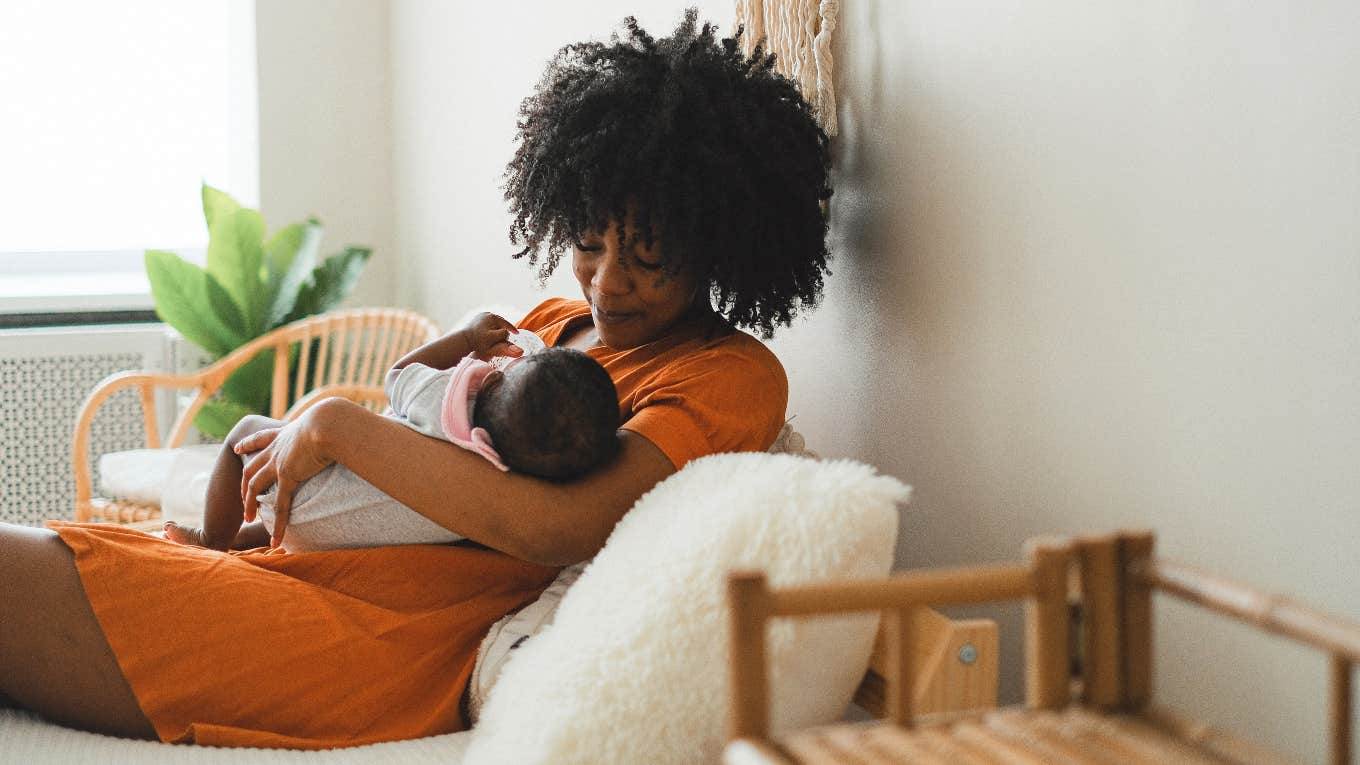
[233, 405, 336, 548]
[459, 312, 525, 361]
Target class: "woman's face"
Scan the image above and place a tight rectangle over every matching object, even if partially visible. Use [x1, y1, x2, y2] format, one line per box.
[573, 219, 703, 349]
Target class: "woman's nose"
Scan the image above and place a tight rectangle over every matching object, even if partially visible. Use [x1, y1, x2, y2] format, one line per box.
[592, 252, 632, 296]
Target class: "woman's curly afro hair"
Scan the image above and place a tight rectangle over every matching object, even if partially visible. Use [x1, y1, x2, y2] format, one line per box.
[504, 9, 832, 339]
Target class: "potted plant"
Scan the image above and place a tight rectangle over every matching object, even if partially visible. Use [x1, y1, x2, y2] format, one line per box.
[145, 184, 371, 438]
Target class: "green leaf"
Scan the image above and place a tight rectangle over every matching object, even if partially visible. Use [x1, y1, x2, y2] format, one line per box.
[194, 399, 257, 440]
[284, 247, 371, 324]
[206, 208, 267, 337]
[264, 219, 323, 329]
[144, 250, 246, 357]
[220, 352, 274, 413]
[205, 271, 248, 341]
[201, 183, 241, 231]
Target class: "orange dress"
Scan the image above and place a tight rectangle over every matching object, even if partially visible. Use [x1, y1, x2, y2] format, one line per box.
[49, 298, 787, 749]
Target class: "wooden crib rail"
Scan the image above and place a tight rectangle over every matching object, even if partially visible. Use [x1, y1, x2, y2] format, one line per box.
[1075, 531, 1358, 765]
[1138, 553, 1360, 765]
[728, 532, 1355, 765]
[728, 538, 1070, 744]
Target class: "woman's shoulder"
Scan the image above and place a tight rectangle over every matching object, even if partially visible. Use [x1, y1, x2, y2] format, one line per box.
[700, 325, 784, 373]
[658, 324, 787, 393]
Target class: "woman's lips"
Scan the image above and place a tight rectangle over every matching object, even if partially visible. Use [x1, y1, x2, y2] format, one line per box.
[592, 306, 636, 326]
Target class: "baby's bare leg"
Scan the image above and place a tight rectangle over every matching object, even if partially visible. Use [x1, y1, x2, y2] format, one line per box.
[166, 415, 283, 550]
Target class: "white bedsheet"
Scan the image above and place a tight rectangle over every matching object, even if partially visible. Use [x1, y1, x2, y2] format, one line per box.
[0, 708, 471, 765]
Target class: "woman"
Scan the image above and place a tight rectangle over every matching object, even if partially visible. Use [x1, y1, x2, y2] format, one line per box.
[0, 11, 831, 748]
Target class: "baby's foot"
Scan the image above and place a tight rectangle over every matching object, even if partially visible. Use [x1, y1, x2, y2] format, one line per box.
[163, 521, 211, 548]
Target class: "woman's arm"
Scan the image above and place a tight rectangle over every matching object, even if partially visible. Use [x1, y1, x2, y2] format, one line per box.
[241, 397, 675, 566]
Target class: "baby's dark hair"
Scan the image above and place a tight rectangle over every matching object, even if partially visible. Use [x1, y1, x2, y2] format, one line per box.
[504, 9, 832, 339]
[472, 348, 620, 481]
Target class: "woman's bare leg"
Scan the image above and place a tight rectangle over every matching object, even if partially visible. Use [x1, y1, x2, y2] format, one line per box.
[0, 523, 156, 738]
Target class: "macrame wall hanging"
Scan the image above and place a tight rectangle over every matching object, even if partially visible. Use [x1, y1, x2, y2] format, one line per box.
[734, 0, 839, 136]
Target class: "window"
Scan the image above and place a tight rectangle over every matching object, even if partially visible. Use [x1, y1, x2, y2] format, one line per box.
[0, 0, 258, 313]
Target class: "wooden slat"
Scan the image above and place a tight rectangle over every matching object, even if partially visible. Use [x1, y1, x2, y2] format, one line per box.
[767, 565, 1032, 618]
[1060, 708, 1227, 765]
[1076, 535, 1122, 709]
[913, 727, 1001, 765]
[270, 340, 289, 418]
[1332, 656, 1353, 765]
[984, 711, 1110, 765]
[137, 381, 161, 449]
[372, 318, 401, 386]
[782, 730, 873, 765]
[1119, 531, 1154, 710]
[729, 570, 772, 741]
[294, 334, 313, 405]
[314, 318, 334, 389]
[861, 724, 952, 764]
[1145, 560, 1360, 663]
[357, 321, 383, 386]
[342, 314, 363, 385]
[950, 720, 1052, 765]
[822, 726, 908, 765]
[1017, 709, 1158, 765]
[1025, 538, 1073, 710]
[884, 607, 914, 726]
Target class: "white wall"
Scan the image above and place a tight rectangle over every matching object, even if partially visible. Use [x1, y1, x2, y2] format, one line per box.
[256, 0, 396, 309]
[774, 1, 1357, 759]
[387, 1, 1359, 760]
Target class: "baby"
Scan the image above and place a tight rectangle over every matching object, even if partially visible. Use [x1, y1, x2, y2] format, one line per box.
[165, 325, 619, 552]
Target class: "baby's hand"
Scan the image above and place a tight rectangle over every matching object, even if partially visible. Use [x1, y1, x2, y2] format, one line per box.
[460, 312, 525, 361]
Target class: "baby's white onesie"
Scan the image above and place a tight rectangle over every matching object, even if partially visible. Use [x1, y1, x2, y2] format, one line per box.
[254, 362, 468, 552]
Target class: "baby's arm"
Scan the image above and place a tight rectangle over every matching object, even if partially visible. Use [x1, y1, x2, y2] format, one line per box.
[391, 312, 520, 372]
[384, 363, 453, 438]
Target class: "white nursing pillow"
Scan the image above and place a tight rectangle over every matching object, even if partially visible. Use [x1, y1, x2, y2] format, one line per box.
[464, 451, 910, 765]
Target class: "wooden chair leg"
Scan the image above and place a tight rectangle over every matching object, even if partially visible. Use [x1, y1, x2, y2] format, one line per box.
[1077, 534, 1123, 709]
[1118, 530, 1155, 711]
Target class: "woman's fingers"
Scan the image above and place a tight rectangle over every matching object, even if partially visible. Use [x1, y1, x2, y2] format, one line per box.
[233, 427, 279, 456]
[269, 477, 297, 548]
[243, 460, 277, 523]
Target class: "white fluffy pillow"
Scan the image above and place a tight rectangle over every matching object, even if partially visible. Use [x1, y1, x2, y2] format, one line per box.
[464, 452, 910, 765]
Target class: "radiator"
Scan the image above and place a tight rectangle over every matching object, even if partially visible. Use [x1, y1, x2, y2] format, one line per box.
[0, 323, 211, 526]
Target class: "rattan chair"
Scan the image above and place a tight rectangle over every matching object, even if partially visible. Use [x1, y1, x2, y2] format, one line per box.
[71, 308, 440, 527]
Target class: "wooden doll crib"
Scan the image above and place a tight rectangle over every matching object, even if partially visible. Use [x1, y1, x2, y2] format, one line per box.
[725, 531, 1360, 765]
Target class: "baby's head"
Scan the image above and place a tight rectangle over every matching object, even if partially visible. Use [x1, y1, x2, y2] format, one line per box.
[472, 347, 619, 481]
